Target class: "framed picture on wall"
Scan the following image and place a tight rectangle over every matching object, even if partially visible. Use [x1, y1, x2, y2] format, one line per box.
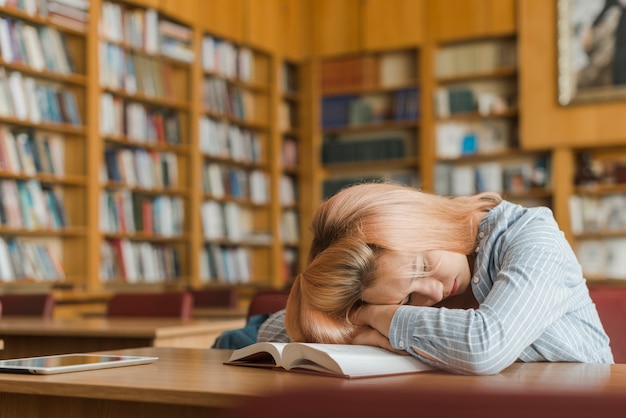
[557, 0, 626, 105]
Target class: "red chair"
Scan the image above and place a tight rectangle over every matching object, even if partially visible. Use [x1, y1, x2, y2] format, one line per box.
[246, 290, 290, 320]
[0, 293, 55, 318]
[221, 386, 626, 418]
[106, 291, 193, 320]
[191, 288, 238, 308]
[589, 286, 626, 363]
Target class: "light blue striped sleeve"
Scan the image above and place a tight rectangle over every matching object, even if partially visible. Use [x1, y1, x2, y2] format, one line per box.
[257, 310, 291, 343]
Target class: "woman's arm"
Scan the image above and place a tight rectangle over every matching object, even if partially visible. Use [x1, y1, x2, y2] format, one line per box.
[357, 210, 580, 375]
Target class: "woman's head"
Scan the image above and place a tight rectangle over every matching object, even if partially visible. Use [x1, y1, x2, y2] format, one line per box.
[285, 182, 501, 343]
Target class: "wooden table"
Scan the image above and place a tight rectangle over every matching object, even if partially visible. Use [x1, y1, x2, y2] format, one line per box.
[192, 306, 248, 319]
[0, 318, 245, 360]
[0, 346, 624, 418]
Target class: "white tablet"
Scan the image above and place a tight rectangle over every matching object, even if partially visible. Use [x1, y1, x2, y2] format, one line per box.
[0, 353, 158, 375]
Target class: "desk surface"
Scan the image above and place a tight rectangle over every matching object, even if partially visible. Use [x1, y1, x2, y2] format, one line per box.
[0, 318, 246, 360]
[0, 317, 245, 338]
[0, 346, 624, 412]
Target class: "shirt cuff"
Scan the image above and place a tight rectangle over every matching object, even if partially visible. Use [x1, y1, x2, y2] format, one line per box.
[389, 305, 420, 351]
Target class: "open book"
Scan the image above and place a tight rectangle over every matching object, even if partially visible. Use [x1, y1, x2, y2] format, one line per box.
[224, 342, 433, 379]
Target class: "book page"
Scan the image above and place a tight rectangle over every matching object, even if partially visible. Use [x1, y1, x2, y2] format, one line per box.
[283, 344, 433, 378]
[225, 342, 287, 368]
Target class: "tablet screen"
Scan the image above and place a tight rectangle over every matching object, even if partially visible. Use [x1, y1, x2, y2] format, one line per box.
[0, 354, 158, 374]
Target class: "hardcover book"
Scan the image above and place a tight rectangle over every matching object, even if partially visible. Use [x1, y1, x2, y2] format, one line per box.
[225, 342, 433, 379]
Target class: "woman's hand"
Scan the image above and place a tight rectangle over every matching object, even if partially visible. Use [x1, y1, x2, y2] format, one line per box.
[350, 303, 404, 353]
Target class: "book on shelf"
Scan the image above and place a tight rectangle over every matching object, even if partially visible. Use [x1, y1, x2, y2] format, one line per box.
[379, 51, 416, 87]
[225, 342, 433, 379]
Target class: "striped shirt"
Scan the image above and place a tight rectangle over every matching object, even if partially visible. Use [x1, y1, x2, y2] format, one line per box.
[258, 201, 614, 375]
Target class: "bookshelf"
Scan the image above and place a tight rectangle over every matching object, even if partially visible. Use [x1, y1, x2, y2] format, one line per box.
[568, 147, 626, 283]
[431, 36, 553, 208]
[0, 1, 89, 289]
[198, 33, 275, 290]
[318, 49, 422, 199]
[97, 0, 193, 289]
[278, 60, 302, 285]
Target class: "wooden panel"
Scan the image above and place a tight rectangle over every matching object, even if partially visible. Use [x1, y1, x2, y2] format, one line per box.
[362, 0, 425, 50]
[128, 0, 160, 8]
[279, 0, 313, 60]
[519, 0, 626, 149]
[245, 0, 282, 52]
[486, 0, 516, 36]
[313, 0, 360, 56]
[428, 0, 489, 42]
[160, 0, 198, 25]
[198, 0, 244, 41]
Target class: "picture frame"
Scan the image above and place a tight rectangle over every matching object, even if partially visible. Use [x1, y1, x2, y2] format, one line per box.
[557, 0, 626, 106]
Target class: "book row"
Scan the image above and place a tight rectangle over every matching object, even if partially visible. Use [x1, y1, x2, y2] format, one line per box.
[1, 0, 89, 21]
[99, 190, 184, 237]
[199, 243, 251, 284]
[435, 39, 517, 78]
[100, 1, 193, 63]
[202, 35, 254, 82]
[280, 209, 298, 243]
[435, 119, 513, 159]
[0, 126, 65, 176]
[199, 116, 262, 163]
[0, 236, 65, 282]
[278, 174, 297, 206]
[100, 238, 181, 283]
[575, 238, 626, 280]
[103, 147, 179, 190]
[281, 137, 298, 170]
[0, 178, 69, 230]
[278, 100, 297, 132]
[100, 93, 182, 144]
[434, 85, 515, 118]
[322, 136, 407, 164]
[100, 42, 178, 100]
[0, 15, 75, 74]
[0, 68, 82, 125]
[569, 194, 626, 235]
[201, 200, 258, 242]
[321, 89, 419, 129]
[203, 77, 257, 121]
[202, 162, 269, 204]
[434, 157, 551, 197]
[321, 51, 417, 92]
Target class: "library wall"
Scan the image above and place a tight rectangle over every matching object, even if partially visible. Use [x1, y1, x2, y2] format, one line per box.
[519, 0, 626, 148]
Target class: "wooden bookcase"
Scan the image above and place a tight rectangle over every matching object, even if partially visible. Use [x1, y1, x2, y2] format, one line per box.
[431, 36, 553, 208]
[3, 0, 625, 305]
[197, 32, 276, 291]
[568, 146, 626, 283]
[316, 48, 422, 199]
[277, 59, 303, 286]
[96, 0, 194, 290]
[0, 2, 90, 291]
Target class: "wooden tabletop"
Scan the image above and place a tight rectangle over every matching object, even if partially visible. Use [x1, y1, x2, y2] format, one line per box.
[0, 346, 624, 411]
[0, 317, 246, 339]
[193, 306, 248, 319]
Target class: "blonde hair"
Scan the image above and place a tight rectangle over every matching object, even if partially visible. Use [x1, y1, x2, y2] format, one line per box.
[285, 182, 501, 343]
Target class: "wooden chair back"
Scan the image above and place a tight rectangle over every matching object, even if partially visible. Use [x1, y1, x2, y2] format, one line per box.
[246, 290, 290, 320]
[0, 293, 55, 318]
[191, 288, 238, 308]
[106, 292, 193, 320]
[589, 286, 626, 363]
